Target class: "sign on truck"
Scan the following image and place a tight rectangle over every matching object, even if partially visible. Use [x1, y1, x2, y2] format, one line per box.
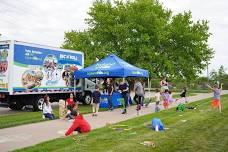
[0, 40, 95, 111]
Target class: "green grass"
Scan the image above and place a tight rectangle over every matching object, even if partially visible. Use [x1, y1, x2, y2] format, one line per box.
[14, 94, 228, 152]
[0, 105, 106, 129]
[0, 93, 197, 129]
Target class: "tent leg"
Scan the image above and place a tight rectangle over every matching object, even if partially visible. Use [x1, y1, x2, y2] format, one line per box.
[147, 78, 150, 101]
[74, 79, 76, 96]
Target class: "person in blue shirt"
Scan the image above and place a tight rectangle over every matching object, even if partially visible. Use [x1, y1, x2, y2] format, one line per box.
[119, 80, 129, 114]
[91, 85, 101, 116]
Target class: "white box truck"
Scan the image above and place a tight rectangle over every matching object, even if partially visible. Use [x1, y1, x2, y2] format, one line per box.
[0, 40, 95, 111]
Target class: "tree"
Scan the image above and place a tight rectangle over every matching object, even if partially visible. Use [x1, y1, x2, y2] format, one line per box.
[62, 0, 214, 79]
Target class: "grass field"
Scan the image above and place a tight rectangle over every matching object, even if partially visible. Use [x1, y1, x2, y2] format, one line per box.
[0, 105, 106, 129]
[14, 94, 228, 152]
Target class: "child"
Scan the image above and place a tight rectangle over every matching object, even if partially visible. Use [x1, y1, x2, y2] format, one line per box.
[161, 89, 169, 109]
[91, 85, 101, 116]
[207, 83, 223, 112]
[42, 95, 55, 120]
[168, 91, 175, 104]
[119, 80, 129, 114]
[179, 87, 188, 103]
[65, 110, 91, 136]
[154, 89, 161, 112]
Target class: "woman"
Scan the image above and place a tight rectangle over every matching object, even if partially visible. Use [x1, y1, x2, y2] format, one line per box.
[43, 95, 55, 120]
[66, 93, 77, 110]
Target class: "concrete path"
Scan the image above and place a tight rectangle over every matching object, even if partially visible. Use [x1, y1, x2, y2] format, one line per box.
[1, 91, 228, 152]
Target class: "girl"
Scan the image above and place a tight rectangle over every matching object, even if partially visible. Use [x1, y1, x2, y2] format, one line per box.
[161, 89, 169, 109]
[43, 95, 55, 120]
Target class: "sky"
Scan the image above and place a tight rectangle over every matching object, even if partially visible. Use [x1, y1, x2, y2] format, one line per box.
[0, 0, 227, 74]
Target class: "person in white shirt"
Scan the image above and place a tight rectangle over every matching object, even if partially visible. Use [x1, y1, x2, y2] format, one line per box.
[43, 95, 55, 120]
[154, 89, 161, 112]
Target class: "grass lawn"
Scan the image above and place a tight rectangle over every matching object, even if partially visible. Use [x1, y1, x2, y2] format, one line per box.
[0, 93, 197, 129]
[14, 94, 228, 152]
[0, 105, 106, 129]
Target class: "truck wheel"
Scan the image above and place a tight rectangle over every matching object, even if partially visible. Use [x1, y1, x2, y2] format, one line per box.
[33, 96, 44, 111]
[84, 93, 92, 105]
[9, 102, 23, 110]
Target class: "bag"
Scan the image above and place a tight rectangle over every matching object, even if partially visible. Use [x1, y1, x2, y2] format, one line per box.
[176, 104, 185, 111]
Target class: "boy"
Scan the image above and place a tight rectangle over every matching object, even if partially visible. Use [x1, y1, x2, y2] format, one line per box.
[91, 85, 101, 116]
[119, 80, 129, 114]
[207, 83, 223, 113]
[65, 110, 91, 136]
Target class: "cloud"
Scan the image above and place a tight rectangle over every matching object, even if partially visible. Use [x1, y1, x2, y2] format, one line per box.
[0, 0, 227, 74]
[160, 0, 228, 74]
[0, 0, 94, 46]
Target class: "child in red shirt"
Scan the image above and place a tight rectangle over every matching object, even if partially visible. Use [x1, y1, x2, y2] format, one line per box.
[65, 110, 91, 136]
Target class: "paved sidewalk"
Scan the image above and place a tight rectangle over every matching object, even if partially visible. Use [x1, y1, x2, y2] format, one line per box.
[0, 91, 228, 152]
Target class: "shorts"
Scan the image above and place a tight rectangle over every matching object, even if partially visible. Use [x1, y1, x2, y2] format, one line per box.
[212, 99, 220, 107]
[163, 100, 169, 107]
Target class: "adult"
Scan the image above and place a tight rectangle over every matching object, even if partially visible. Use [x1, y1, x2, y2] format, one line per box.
[107, 78, 114, 111]
[65, 93, 77, 120]
[66, 93, 77, 111]
[42, 95, 55, 120]
[160, 77, 169, 92]
[119, 80, 129, 114]
[134, 80, 144, 112]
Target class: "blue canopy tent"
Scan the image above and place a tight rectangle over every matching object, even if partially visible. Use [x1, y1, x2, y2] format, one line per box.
[73, 54, 151, 108]
[74, 54, 149, 78]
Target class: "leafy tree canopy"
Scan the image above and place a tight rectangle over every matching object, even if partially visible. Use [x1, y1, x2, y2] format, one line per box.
[62, 0, 214, 80]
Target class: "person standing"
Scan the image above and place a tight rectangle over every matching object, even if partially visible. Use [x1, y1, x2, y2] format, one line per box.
[119, 80, 129, 114]
[154, 89, 161, 112]
[91, 85, 101, 116]
[207, 83, 223, 113]
[134, 80, 144, 114]
[107, 78, 114, 111]
[160, 77, 169, 92]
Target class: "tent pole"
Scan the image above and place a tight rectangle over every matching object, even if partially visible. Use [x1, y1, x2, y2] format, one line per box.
[74, 79, 76, 96]
[147, 77, 150, 101]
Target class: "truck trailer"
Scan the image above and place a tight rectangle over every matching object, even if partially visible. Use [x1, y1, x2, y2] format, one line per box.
[0, 40, 95, 111]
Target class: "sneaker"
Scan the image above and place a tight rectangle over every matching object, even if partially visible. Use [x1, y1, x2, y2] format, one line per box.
[121, 110, 127, 114]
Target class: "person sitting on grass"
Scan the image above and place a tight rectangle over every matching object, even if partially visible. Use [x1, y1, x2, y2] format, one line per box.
[43, 95, 55, 120]
[91, 85, 101, 116]
[207, 83, 223, 113]
[65, 110, 91, 136]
